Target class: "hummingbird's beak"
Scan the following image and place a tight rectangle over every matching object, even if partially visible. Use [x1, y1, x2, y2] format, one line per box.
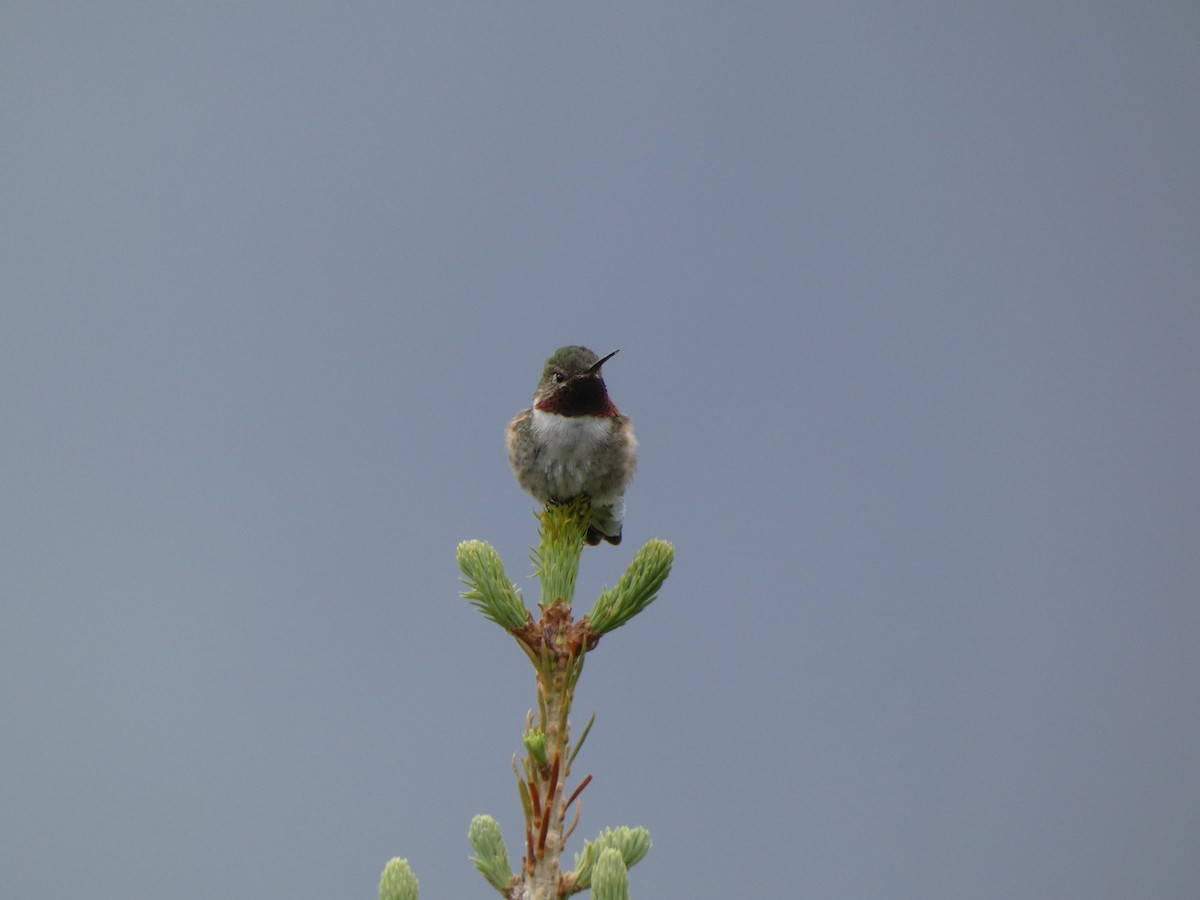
[586, 349, 620, 376]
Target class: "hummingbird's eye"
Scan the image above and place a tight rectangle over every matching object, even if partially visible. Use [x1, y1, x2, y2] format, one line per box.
[552, 372, 566, 383]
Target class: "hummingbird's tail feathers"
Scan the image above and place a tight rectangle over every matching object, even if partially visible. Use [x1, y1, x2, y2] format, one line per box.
[585, 495, 625, 547]
[585, 525, 622, 546]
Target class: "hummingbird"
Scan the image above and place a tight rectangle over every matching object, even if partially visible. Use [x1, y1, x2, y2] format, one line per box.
[507, 346, 637, 546]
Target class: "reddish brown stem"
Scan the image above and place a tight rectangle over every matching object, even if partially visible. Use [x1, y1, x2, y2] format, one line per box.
[538, 806, 552, 857]
[547, 753, 561, 801]
[536, 752, 561, 855]
[525, 823, 536, 874]
[564, 774, 592, 813]
[529, 780, 542, 824]
[562, 795, 583, 845]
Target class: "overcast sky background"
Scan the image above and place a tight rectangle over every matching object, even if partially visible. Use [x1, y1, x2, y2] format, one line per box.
[3, 4, 1198, 899]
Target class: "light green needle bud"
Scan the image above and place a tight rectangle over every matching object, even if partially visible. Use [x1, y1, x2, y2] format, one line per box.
[532, 499, 590, 608]
[523, 728, 549, 767]
[591, 848, 629, 900]
[379, 858, 418, 900]
[588, 540, 673, 635]
[457, 540, 528, 629]
[613, 826, 652, 869]
[570, 826, 652, 890]
[468, 814, 514, 892]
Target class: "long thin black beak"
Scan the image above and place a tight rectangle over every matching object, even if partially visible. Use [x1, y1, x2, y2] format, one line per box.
[585, 349, 620, 375]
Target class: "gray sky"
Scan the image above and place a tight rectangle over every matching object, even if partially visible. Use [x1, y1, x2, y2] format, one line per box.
[3, 4, 1198, 898]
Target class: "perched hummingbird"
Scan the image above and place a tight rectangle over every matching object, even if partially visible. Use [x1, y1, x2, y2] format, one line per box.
[507, 346, 637, 546]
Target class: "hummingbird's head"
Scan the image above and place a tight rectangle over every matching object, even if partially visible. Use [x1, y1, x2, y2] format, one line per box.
[532, 346, 620, 417]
